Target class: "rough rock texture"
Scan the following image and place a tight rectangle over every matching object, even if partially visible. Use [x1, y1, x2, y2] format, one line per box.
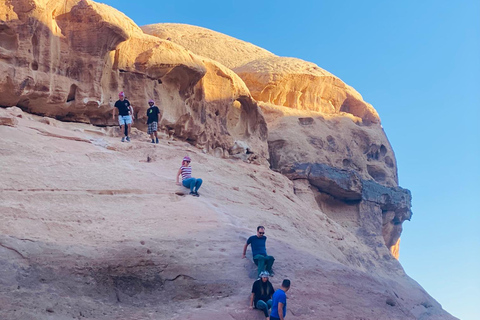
[235, 57, 379, 123]
[0, 2, 455, 319]
[0, 108, 456, 320]
[0, 0, 268, 157]
[141, 23, 275, 69]
[142, 23, 406, 253]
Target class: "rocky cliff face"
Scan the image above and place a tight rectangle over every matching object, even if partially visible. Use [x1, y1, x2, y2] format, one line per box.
[0, 1, 454, 319]
[0, 0, 267, 158]
[142, 23, 411, 258]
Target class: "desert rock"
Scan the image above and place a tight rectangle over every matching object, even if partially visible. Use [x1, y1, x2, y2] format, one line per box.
[0, 0, 267, 157]
[0, 1, 456, 319]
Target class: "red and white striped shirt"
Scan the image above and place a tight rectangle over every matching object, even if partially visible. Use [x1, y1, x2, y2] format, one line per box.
[180, 166, 192, 180]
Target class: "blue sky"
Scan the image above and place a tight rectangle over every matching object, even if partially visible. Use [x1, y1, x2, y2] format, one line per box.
[99, 1, 480, 318]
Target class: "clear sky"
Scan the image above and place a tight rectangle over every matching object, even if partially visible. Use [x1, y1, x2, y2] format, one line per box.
[99, 1, 479, 319]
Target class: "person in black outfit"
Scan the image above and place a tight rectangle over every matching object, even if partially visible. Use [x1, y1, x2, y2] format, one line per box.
[250, 271, 275, 319]
[146, 99, 161, 144]
[112, 91, 133, 142]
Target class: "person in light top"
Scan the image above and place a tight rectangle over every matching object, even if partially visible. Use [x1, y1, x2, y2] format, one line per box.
[176, 156, 203, 197]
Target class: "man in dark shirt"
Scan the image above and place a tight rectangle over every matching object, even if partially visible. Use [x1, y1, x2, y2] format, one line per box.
[250, 271, 275, 319]
[112, 91, 132, 142]
[242, 226, 275, 277]
[146, 99, 161, 144]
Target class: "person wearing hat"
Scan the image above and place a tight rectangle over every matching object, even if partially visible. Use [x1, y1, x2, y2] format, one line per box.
[250, 271, 275, 319]
[113, 91, 133, 142]
[176, 156, 203, 196]
[146, 99, 161, 144]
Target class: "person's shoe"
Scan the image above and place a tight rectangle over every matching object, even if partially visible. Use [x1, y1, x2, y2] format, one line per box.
[126, 136, 130, 142]
[189, 191, 195, 196]
[193, 191, 200, 197]
[121, 137, 125, 142]
[155, 138, 159, 144]
[267, 270, 274, 276]
[151, 139, 155, 143]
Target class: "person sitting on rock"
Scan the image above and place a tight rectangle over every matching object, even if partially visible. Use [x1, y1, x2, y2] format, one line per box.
[146, 99, 161, 144]
[250, 271, 275, 319]
[242, 226, 275, 277]
[113, 91, 133, 142]
[176, 156, 202, 197]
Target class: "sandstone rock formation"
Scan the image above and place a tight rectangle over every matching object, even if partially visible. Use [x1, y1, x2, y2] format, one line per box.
[0, 0, 267, 157]
[0, 107, 456, 319]
[141, 23, 275, 69]
[142, 23, 409, 254]
[0, 1, 455, 320]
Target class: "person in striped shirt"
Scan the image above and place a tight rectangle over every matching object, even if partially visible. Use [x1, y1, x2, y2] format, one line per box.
[176, 156, 203, 197]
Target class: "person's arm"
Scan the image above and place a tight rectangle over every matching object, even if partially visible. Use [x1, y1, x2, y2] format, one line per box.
[129, 106, 134, 121]
[278, 302, 285, 320]
[242, 242, 249, 258]
[176, 168, 182, 185]
[249, 293, 254, 309]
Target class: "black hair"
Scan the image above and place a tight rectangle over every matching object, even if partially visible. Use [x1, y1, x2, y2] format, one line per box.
[257, 226, 265, 231]
[282, 279, 291, 288]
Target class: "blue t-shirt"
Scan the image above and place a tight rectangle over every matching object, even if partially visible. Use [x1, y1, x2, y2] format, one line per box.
[270, 288, 287, 318]
[247, 235, 267, 257]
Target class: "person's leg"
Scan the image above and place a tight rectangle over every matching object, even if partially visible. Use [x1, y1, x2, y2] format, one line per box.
[154, 130, 158, 143]
[194, 178, 203, 193]
[253, 255, 266, 277]
[256, 300, 269, 318]
[267, 299, 272, 310]
[265, 255, 275, 274]
[189, 178, 196, 193]
[127, 123, 131, 137]
[182, 178, 193, 189]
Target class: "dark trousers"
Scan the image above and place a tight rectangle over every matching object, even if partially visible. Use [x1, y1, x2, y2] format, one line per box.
[253, 254, 275, 276]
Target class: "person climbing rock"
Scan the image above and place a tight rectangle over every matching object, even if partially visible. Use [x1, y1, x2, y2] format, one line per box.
[242, 226, 275, 277]
[250, 271, 275, 319]
[176, 156, 203, 197]
[146, 99, 161, 144]
[113, 91, 132, 142]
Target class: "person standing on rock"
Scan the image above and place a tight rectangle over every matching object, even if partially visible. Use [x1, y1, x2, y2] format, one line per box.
[242, 226, 275, 277]
[176, 156, 203, 197]
[250, 271, 275, 319]
[113, 91, 132, 142]
[124, 102, 134, 137]
[270, 279, 290, 320]
[146, 99, 161, 144]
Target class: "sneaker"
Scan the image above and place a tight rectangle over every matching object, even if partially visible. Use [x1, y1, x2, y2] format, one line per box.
[155, 138, 159, 144]
[189, 191, 195, 196]
[267, 270, 274, 276]
[121, 137, 125, 142]
[151, 139, 155, 143]
[126, 136, 130, 142]
[193, 191, 200, 197]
